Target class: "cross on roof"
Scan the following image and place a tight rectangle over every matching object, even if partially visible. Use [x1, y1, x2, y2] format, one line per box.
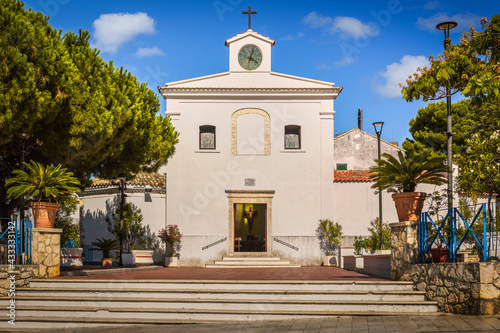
[242, 6, 257, 30]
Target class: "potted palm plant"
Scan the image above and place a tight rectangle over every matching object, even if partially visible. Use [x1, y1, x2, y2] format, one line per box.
[91, 238, 120, 267]
[6, 161, 81, 228]
[369, 149, 447, 222]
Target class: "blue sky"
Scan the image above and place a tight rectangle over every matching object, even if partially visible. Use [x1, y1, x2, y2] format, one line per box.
[23, 0, 500, 145]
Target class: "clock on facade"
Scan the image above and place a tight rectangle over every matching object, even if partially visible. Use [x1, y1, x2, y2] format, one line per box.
[238, 44, 262, 70]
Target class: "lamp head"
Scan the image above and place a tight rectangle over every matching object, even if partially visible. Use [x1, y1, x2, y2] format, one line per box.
[436, 21, 457, 31]
[372, 122, 384, 135]
[18, 133, 30, 141]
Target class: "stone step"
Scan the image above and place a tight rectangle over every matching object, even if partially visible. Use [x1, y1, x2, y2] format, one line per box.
[29, 279, 416, 291]
[206, 256, 301, 268]
[221, 256, 282, 261]
[0, 310, 445, 330]
[213, 260, 292, 265]
[0, 301, 439, 323]
[206, 264, 301, 268]
[15, 289, 427, 301]
[8, 298, 438, 312]
[0, 278, 438, 329]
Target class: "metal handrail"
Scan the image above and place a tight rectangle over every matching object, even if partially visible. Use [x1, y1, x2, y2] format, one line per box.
[418, 203, 489, 263]
[0, 217, 32, 265]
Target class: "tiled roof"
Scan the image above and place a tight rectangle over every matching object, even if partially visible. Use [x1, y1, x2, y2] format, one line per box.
[334, 170, 375, 182]
[90, 172, 166, 188]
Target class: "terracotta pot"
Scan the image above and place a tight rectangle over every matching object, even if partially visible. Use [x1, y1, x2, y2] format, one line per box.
[30, 202, 60, 228]
[102, 258, 113, 268]
[391, 192, 426, 222]
[431, 248, 450, 263]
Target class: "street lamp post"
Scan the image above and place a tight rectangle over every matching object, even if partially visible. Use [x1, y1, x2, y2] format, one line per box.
[373, 122, 384, 250]
[116, 174, 128, 266]
[436, 21, 457, 212]
[18, 133, 42, 222]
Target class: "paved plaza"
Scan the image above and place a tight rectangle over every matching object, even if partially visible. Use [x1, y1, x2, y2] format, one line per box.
[35, 315, 499, 333]
[29, 267, 494, 332]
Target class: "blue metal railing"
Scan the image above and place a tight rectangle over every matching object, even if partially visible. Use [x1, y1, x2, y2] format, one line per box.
[0, 217, 32, 265]
[62, 239, 78, 248]
[82, 244, 94, 263]
[418, 204, 488, 263]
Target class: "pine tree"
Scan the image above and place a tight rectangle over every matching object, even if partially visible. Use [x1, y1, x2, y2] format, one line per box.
[0, 0, 178, 216]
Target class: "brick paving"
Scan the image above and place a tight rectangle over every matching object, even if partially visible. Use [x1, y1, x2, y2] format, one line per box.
[57, 266, 388, 281]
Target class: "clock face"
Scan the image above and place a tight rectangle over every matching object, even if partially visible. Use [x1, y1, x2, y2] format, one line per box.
[238, 44, 262, 71]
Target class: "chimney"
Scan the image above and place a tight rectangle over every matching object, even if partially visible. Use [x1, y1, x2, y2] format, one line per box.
[357, 108, 363, 131]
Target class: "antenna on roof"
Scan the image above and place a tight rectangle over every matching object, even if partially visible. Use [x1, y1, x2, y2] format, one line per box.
[357, 108, 363, 131]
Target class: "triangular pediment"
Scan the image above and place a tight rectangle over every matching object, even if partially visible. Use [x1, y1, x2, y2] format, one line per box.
[160, 71, 338, 89]
[225, 30, 275, 47]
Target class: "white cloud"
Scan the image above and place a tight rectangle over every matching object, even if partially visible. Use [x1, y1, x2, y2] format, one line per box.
[93, 12, 156, 53]
[303, 12, 379, 39]
[316, 63, 331, 71]
[334, 56, 356, 67]
[135, 46, 164, 58]
[415, 12, 480, 33]
[371, 55, 429, 98]
[424, 1, 441, 10]
[280, 32, 304, 41]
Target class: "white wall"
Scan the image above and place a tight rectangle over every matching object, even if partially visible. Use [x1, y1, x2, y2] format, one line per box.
[80, 188, 166, 263]
[160, 97, 335, 266]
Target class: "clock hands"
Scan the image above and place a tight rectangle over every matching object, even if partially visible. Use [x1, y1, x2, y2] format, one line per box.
[246, 47, 259, 67]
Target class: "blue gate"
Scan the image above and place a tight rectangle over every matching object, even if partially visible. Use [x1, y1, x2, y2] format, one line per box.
[418, 204, 489, 263]
[0, 217, 32, 265]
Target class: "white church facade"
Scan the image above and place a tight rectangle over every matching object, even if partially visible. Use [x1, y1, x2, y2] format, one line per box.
[78, 27, 495, 267]
[158, 29, 342, 266]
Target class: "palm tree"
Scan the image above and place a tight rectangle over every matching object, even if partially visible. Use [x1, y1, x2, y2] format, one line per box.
[369, 149, 448, 193]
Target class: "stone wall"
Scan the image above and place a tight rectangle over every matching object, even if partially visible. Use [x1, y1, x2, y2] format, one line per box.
[390, 221, 419, 281]
[409, 262, 500, 315]
[0, 228, 62, 295]
[31, 228, 62, 278]
[0, 265, 38, 296]
[390, 220, 500, 315]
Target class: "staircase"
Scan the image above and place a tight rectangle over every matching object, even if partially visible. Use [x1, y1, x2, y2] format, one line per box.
[0, 278, 439, 330]
[206, 256, 301, 268]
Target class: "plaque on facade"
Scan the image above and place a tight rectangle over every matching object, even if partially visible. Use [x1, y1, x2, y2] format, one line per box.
[244, 178, 256, 186]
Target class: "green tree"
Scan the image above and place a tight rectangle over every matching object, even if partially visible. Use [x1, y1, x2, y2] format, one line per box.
[0, 1, 179, 216]
[402, 15, 500, 102]
[106, 203, 146, 264]
[456, 131, 500, 224]
[403, 100, 473, 158]
[55, 200, 80, 248]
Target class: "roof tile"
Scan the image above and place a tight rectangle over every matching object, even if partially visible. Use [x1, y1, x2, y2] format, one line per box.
[334, 170, 375, 182]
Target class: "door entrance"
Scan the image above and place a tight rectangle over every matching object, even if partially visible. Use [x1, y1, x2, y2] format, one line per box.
[234, 203, 266, 252]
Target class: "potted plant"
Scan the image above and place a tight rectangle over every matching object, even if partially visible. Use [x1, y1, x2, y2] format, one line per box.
[91, 238, 120, 267]
[106, 203, 148, 266]
[132, 231, 155, 266]
[317, 219, 342, 266]
[159, 224, 182, 267]
[369, 149, 447, 222]
[56, 201, 83, 268]
[6, 161, 80, 228]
